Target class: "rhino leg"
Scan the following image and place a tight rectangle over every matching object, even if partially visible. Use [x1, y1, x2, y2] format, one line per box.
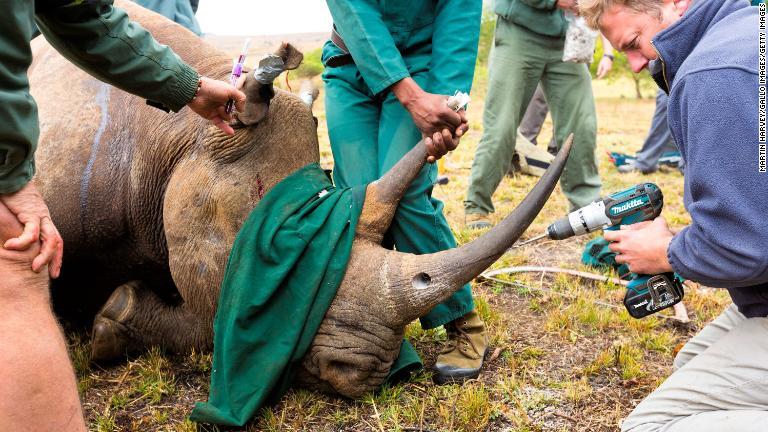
[90, 280, 211, 362]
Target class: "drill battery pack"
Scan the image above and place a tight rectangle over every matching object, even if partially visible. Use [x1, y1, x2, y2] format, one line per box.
[623, 273, 684, 319]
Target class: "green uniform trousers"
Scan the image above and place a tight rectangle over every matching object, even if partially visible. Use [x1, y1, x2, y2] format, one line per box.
[323, 65, 474, 330]
[465, 18, 601, 212]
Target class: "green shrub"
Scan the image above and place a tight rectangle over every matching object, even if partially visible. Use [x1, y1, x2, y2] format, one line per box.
[296, 47, 324, 78]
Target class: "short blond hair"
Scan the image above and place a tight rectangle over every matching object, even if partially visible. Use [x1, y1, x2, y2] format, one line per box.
[579, 0, 663, 30]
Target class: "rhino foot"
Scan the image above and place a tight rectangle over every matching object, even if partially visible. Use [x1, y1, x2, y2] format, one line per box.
[90, 280, 214, 362]
[90, 282, 143, 363]
[91, 316, 135, 363]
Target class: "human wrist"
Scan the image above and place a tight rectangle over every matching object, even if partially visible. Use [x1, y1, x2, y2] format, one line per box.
[391, 77, 423, 110]
[658, 233, 674, 272]
[603, 53, 615, 61]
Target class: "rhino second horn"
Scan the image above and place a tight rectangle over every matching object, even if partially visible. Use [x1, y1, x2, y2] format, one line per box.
[389, 134, 574, 325]
[356, 140, 429, 244]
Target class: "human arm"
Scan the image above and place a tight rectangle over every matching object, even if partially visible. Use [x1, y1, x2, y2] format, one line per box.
[664, 70, 768, 287]
[34, 1, 243, 132]
[1, 1, 243, 277]
[0, 5, 62, 277]
[596, 34, 614, 79]
[325, 0, 411, 95]
[326, 0, 464, 159]
[411, 0, 482, 160]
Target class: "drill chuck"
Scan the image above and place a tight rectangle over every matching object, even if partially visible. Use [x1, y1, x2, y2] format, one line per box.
[546, 200, 612, 240]
[547, 217, 574, 240]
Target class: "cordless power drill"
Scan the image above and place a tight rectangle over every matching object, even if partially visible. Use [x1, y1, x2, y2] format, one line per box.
[521, 183, 684, 318]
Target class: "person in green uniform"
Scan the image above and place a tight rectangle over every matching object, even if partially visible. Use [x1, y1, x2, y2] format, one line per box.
[0, 2, 244, 430]
[464, 0, 603, 228]
[322, 0, 488, 384]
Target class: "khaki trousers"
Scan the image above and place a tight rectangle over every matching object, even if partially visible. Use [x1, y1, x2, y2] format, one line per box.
[464, 18, 601, 213]
[623, 304, 768, 431]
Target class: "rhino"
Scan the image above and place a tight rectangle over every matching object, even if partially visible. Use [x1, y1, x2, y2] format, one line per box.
[28, 0, 571, 398]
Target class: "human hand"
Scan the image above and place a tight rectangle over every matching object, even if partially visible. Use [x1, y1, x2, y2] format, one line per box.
[604, 217, 675, 275]
[0, 199, 47, 285]
[187, 76, 246, 136]
[596, 55, 613, 79]
[424, 109, 469, 163]
[0, 183, 62, 278]
[392, 78, 462, 136]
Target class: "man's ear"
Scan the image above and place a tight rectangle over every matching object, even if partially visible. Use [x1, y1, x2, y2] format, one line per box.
[234, 43, 304, 127]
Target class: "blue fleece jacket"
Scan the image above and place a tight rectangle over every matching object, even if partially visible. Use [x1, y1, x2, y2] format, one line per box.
[654, 0, 768, 317]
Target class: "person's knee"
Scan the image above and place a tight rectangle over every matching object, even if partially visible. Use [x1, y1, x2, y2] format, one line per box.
[672, 349, 693, 371]
[621, 406, 667, 432]
[0, 250, 50, 305]
[621, 419, 664, 432]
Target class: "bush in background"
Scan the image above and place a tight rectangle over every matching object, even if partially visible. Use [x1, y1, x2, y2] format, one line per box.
[296, 47, 324, 78]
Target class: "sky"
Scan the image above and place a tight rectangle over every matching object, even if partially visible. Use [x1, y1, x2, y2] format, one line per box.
[197, 0, 333, 35]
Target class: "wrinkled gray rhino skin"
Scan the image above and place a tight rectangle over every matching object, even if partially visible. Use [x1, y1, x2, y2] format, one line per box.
[29, 0, 571, 398]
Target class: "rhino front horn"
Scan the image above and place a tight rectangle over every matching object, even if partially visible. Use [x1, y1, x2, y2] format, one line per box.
[390, 134, 574, 325]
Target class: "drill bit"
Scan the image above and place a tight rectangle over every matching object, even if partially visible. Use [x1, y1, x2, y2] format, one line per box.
[511, 233, 547, 248]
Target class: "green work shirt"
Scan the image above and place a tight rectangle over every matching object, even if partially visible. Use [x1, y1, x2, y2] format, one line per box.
[324, 0, 482, 96]
[0, 0, 199, 194]
[493, 0, 568, 38]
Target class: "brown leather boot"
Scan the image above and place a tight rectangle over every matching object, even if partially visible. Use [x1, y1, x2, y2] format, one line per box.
[433, 308, 488, 384]
[465, 213, 492, 230]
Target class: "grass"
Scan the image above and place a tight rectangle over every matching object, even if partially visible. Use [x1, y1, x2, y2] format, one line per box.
[66, 44, 734, 431]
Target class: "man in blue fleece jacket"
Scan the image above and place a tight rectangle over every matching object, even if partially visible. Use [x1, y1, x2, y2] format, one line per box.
[581, 0, 768, 430]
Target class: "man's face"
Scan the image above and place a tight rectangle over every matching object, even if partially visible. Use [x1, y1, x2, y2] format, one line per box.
[600, 0, 689, 72]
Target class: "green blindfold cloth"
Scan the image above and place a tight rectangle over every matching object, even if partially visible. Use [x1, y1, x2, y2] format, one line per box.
[191, 163, 421, 427]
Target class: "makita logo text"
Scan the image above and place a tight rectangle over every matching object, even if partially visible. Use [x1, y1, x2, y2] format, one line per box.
[611, 199, 643, 215]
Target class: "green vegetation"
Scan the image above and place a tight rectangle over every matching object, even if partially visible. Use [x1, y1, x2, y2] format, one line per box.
[295, 47, 324, 78]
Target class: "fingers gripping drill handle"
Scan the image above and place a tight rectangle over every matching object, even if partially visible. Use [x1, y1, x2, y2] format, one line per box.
[520, 183, 684, 318]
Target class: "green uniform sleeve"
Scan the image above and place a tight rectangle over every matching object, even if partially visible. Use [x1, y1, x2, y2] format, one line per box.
[428, 0, 482, 96]
[35, 0, 199, 113]
[0, 4, 39, 193]
[326, 0, 410, 95]
[519, 0, 558, 10]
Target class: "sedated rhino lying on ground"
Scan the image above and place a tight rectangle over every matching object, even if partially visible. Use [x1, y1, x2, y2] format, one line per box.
[29, 0, 571, 398]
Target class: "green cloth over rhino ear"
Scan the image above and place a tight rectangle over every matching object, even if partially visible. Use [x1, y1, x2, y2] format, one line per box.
[189, 163, 422, 427]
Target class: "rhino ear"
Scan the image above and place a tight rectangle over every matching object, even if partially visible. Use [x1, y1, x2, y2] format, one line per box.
[275, 42, 304, 70]
[233, 42, 304, 127]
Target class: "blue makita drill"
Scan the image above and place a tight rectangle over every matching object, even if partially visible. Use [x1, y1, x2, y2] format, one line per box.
[517, 183, 684, 318]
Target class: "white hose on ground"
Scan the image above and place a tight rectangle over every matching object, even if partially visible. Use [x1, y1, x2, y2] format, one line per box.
[481, 266, 629, 286]
[479, 266, 690, 323]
